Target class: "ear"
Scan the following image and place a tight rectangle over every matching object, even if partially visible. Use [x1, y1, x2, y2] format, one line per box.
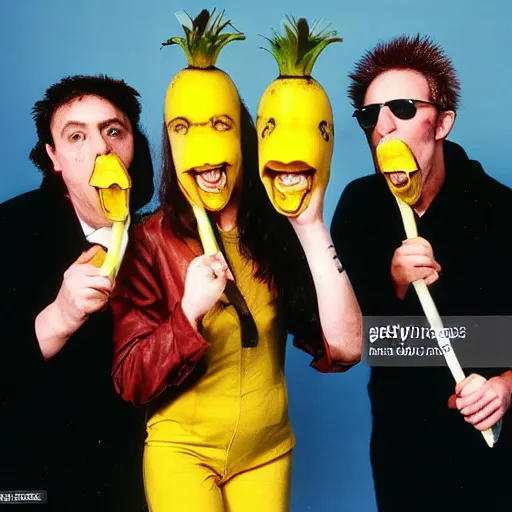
[45, 143, 62, 173]
[435, 110, 456, 141]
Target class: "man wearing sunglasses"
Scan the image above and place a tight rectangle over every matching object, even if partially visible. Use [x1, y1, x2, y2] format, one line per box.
[331, 34, 512, 511]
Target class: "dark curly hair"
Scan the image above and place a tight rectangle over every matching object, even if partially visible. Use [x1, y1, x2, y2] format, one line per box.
[30, 74, 154, 213]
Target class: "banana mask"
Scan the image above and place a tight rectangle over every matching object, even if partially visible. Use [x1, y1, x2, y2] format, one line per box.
[165, 68, 242, 212]
[376, 139, 422, 206]
[89, 153, 131, 222]
[88, 153, 131, 280]
[257, 78, 334, 217]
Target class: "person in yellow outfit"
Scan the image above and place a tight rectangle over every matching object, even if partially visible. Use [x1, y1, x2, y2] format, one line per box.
[109, 9, 362, 512]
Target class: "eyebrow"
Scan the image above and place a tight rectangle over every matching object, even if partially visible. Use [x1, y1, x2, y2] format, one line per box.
[167, 117, 190, 129]
[60, 117, 128, 137]
[167, 115, 235, 129]
[98, 117, 128, 130]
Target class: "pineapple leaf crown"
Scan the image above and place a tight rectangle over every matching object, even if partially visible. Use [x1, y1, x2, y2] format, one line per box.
[261, 16, 342, 77]
[161, 8, 245, 69]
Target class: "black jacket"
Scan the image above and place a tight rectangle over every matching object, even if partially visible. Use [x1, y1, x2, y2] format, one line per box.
[0, 180, 147, 511]
[331, 140, 512, 510]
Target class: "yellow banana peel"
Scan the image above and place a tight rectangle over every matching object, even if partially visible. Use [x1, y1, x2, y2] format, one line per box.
[89, 246, 107, 268]
[88, 153, 131, 281]
[377, 139, 499, 448]
[99, 221, 126, 280]
[89, 153, 131, 222]
[376, 139, 422, 206]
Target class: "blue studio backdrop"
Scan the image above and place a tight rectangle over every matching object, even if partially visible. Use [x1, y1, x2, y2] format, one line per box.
[1, 1, 510, 510]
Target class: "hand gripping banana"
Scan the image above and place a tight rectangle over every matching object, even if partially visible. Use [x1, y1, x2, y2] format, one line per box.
[376, 139, 501, 448]
[162, 8, 245, 254]
[88, 153, 131, 281]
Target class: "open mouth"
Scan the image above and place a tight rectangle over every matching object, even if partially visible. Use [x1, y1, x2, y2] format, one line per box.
[97, 184, 129, 222]
[89, 153, 131, 222]
[264, 161, 316, 193]
[190, 163, 228, 193]
[384, 170, 418, 188]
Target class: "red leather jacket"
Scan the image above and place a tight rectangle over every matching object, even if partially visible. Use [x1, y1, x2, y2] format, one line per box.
[110, 211, 350, 407]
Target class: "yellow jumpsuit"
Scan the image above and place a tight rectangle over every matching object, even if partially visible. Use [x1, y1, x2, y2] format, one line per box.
[143, 227, 295, 511]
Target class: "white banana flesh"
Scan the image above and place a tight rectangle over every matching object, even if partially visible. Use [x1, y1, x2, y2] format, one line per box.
[192, 203, 219, 255]
[396, 196, 501, 448]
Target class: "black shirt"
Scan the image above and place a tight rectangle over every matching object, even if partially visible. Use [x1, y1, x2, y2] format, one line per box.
[0, 182, 147, 511]
[331, 140, 512, 511]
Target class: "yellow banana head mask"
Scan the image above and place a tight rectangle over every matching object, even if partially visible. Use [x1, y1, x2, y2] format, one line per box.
[256, 16, 342, 216]
[376, 139, 422, 206]
[162, 9, 245, 212]
[88, 152, 131, 222]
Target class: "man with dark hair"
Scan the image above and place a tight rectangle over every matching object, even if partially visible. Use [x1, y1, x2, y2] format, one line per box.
[331, 35, 512, 510]
[0, 75, 154, 510]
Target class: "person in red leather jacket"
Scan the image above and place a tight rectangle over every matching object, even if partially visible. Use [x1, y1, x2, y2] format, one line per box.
[109, 91, 361, 510]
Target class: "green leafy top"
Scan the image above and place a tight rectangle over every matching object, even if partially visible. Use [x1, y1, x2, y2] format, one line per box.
[161, 8, 245, 69]
[262, 16, 342, 77]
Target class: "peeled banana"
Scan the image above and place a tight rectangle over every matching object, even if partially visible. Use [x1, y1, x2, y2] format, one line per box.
[88, 153, 131, 281]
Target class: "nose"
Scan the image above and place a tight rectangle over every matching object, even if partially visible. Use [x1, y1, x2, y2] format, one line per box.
[94, 132, 111, 156]
[374, 105, 397, 138]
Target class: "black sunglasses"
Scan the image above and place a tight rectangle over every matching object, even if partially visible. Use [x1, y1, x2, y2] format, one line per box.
[352, 99, 442, 130]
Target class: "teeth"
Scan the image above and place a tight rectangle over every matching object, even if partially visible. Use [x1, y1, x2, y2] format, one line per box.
[201, 169, 222, 183]
[196, 170, 226, 193]
[278, 173, 306, 186]
[274, 173, 309, 193]
[388, 172, 408, 186]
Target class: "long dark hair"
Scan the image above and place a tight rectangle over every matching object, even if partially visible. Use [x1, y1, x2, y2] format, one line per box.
[159, 98, 318, 332]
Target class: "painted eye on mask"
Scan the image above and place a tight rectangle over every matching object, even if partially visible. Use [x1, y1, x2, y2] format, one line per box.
[211, 116, 232, 131]
[319, 120, 332, 142]
[261, 118, 276, 139]
[169, 118, 191, 135]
